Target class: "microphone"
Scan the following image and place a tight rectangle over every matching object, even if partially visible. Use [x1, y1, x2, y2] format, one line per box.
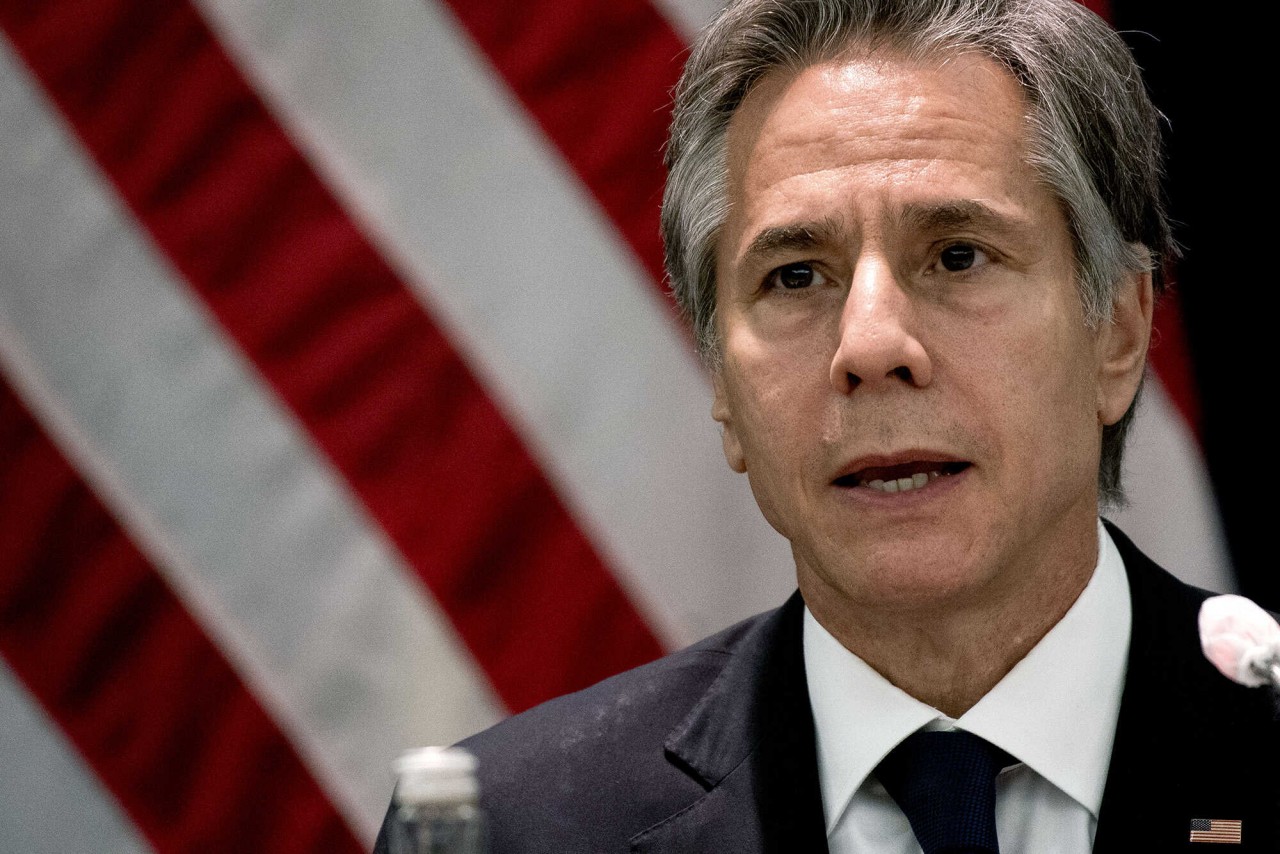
[1199, 594, 1280, 689]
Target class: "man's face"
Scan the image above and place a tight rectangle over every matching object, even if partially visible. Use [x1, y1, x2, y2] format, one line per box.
[712, 52, 1149, 618]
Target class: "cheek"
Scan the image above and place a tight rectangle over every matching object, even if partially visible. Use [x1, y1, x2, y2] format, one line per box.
[934, 290, 1097, 419]
[721, 348, 827, 531]
[729, 386, 803, 539]
[722, 326, 826, 441]
[970, 318, 1101, 493]
[727, 364, 805, 464]
[1025, 310, 1103, 433]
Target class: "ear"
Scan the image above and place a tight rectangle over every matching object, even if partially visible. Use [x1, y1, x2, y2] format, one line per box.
[711, 369, 748, 473]
[1096, 261, 1155, 426]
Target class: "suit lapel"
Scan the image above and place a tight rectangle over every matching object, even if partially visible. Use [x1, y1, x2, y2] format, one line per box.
[1094, 525, 1279, 852]
[631, 594, 829, 854]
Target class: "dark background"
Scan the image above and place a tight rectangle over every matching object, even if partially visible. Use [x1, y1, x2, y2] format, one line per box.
[1114, 5, 1275, 609]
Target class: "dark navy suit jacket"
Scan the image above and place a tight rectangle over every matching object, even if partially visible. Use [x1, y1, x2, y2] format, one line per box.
[375, 525, 1279, 852]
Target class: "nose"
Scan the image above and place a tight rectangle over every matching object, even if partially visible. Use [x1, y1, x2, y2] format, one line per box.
[829, 256, 932, 394]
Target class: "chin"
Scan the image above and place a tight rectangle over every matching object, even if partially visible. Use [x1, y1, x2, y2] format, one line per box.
[801, 545, 999, 614]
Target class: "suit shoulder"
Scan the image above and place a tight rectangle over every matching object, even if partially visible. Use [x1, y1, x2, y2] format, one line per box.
[452, 606, 783, 851]
[461, 606, 769, 764]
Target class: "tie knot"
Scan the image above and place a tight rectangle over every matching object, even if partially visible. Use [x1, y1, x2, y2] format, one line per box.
[875, 730, 1014, 854]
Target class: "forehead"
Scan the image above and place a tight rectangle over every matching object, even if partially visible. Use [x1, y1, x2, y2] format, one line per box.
[721, 50, 1046, 243]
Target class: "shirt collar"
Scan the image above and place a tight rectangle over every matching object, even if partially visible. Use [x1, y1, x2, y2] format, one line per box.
[803, 520, 1131, 833]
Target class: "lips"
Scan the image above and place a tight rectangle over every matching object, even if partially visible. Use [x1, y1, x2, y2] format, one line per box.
[832, 457, 971, 493]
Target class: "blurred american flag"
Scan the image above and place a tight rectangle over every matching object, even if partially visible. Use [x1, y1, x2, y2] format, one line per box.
[0, 0, 1233, 850]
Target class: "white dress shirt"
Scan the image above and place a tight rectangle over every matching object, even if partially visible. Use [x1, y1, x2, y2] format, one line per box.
[805, 521, 1131, 853]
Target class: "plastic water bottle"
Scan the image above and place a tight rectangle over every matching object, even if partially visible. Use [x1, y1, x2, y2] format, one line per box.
[388, 747, 485, 854]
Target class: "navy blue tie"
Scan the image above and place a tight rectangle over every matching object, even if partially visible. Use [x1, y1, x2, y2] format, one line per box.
[875, 729, 1013, 854]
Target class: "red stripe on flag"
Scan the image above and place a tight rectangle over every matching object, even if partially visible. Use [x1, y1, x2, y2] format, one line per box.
[0, 375, 363, 852]
[0, 0, 663, 712]
[440, 0, 684, 290]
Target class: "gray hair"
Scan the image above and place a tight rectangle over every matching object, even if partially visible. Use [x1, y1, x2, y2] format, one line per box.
[661, 0, 1173, 505]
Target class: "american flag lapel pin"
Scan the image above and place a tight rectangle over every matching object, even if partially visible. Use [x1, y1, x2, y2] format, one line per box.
[1189, 818, 1242, 844]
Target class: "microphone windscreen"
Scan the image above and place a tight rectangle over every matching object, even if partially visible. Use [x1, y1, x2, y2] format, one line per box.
[1199, 594, 1280, 687]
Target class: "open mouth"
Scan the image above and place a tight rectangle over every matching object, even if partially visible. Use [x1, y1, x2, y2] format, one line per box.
[833, 460, 971, 494]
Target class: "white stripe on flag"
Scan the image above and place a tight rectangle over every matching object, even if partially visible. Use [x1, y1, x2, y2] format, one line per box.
[0, 40, 501, 843]
[1106, 378, 1233, 593]
[194, 0, 796, 645]
[0, 662, 153, 854]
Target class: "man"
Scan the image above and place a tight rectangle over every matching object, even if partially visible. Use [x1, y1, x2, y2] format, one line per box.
[377, 0, 1278, 851]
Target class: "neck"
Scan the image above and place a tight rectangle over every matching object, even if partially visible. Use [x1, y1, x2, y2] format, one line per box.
[799, 526, 1098, 718]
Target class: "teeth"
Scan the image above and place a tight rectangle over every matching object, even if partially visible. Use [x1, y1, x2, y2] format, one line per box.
[861, 470, 943, 493]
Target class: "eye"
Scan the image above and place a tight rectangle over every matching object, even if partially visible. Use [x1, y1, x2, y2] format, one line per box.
[934, 243, 990, 273]
[765, 262, 827, 290]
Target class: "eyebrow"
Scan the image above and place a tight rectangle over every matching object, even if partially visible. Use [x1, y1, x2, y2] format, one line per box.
[740, 216, 844, 266]
[739, 201, 1033, 268]
[896, 200, 1030, 237]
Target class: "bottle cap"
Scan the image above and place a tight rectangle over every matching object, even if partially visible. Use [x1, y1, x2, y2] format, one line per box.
[392, 747, 479, 805]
